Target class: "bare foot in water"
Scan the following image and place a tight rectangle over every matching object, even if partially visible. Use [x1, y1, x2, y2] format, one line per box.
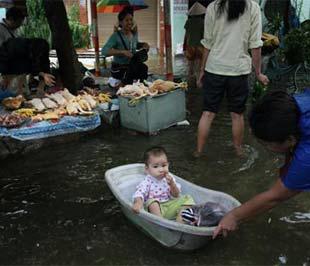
[192, 151, 203, 158]
[235, 146, 245, 158]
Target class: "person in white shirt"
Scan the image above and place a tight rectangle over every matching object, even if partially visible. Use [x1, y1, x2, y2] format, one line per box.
[194, 0, 269, 157]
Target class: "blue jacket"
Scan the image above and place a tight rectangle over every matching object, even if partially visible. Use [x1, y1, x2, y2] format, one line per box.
[282, 90, 310, 191]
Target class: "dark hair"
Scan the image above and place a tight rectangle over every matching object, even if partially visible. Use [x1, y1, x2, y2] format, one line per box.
[6, 7, 25, 21]
[143, 146, 167, 165]
[217, 0, 247, 21]
[248, 90, 300, 143]
[118, 6, 134, 22]
[30, 38, 50, 73]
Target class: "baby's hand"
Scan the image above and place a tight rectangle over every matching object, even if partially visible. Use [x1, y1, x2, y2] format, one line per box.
[132, 204, 141, 214]
[132, 199, 143, 214]
[165, 173, 173, 185]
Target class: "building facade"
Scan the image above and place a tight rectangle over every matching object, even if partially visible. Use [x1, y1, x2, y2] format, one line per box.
[64, 0, 190, 55]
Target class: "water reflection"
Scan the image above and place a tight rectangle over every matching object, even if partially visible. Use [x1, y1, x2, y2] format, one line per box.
[1, 56, 310, 265]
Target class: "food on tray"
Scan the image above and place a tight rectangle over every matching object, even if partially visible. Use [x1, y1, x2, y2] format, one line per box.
[42, 97, 58, 109]
[10, 89, 98, 122]
[28, 98, 46, 112]
[0, 113, 28, 128]
[77, 97, 92, 111]
[55, 107, 67, 116]
[149, 79, 188, 93]
[116, 80, 187, 101]
[1, 95, 25, 110]
[97, 93, 112, 103]
[66, 101, 79, 115]
[81, 93, 97, 108]
[83, 87, 100, 96]
[66, 99, 94, 116]
[47, 92, 68, 106]
[32, 111, 59, 121]
[60, 88, 75, 101]
[13, 108, 36, 118]
[117, 82, 150, 98]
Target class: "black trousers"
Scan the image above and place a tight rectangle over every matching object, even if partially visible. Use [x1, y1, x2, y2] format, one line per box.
[111, 61, 148, 85]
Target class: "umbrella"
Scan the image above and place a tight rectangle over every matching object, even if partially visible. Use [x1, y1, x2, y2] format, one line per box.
[97, 0, 148, 13]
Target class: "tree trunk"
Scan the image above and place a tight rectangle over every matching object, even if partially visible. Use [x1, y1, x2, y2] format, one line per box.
[43, 0, 82, 94]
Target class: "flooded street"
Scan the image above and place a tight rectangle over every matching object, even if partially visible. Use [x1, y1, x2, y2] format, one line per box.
[1, 57, 310, 265]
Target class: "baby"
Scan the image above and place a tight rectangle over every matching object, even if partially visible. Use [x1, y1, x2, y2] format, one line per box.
[132, 146, 195, 222]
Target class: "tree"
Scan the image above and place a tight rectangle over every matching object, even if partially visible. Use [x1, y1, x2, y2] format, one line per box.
[43, 0, 82, 94]
[19, 0, 51, 45]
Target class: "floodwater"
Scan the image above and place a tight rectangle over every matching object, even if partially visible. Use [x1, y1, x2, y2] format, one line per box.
[1, 57, 310, 265]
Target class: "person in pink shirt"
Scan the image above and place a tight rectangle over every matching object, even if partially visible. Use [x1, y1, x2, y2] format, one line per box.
[132, 146, 195, 222]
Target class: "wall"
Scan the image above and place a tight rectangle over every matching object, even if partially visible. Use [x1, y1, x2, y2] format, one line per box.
[171, 0, 188, 55]
[299, 0, 310, 22]
[0, 8, 5, 21]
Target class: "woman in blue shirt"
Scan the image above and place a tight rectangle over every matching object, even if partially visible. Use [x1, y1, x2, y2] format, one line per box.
[101, 6, 149, 85]
[213, 90, 310, 238]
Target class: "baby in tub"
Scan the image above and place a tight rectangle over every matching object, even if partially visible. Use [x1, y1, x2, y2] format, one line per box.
[132, 146, 195, 222]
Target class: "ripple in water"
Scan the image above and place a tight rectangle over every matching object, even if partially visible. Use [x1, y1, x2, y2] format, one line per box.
[278, 254, 287, 264]
[233, 144, 259, 173]
[1, 209, 28, 218]
[0, 183, 41, 200]
[280, 212, 310, 224]
[64, 196, 104, 204]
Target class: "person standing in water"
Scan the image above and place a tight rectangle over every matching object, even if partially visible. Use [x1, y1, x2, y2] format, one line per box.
[194, 0, 269, 157]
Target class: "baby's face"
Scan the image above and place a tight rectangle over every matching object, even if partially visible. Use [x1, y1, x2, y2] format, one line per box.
[146, 154, 169, 179]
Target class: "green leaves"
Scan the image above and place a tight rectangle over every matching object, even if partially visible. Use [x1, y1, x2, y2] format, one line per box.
[68, 4, 90, 48]
[284, 23, 310, 65]
[19, 0, 52, 46]
[252, 81, 268, 103]
[19, 1, 90, 49]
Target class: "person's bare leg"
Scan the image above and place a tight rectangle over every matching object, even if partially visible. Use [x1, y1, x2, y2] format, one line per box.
[195, 111, 216, 156]
[195, 57, 202, 83]
[231, 112, 244, 156]
[148, 202, 162, 217]
[188, 60, 194, 77]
